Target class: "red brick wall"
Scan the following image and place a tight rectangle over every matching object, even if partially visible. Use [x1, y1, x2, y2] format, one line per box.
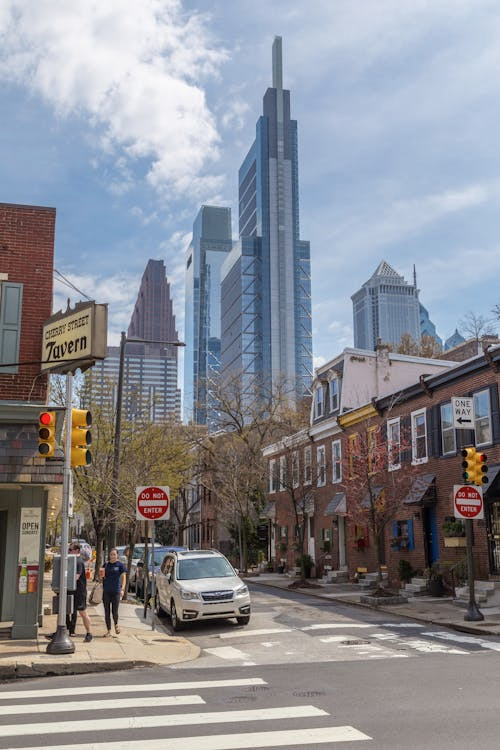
[0, 202, 55, 402]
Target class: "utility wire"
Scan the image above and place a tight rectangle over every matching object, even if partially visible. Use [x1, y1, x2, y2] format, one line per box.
[53, 269, 93, 302]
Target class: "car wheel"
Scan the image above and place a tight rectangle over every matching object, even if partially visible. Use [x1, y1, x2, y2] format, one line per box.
[236, 615, 250, 626]
[170, 600, 184, 631]
[155, 593, 165, 617]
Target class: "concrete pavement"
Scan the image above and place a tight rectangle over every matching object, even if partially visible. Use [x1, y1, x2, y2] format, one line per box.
[0, 593, 200, 682]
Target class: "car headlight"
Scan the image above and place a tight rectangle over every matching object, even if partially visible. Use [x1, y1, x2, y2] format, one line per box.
[180, 589, 200, 600]
[235, 584, 249, 596]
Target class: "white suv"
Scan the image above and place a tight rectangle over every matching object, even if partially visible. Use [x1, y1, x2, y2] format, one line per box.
[155, 549, 251, 631]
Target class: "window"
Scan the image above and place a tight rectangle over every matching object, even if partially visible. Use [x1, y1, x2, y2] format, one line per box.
[391, 519, 415, 551]
[280, 526, 288, 539]
[0, 281, 23, 374]
[474, 389, 492, 447]
[329, 377, 339, 412]
[291, 450, 299, 488]
[314, 385, 324, 418]
[411, 408, 428, 464]
[348, 433, 359, 478]
[269, 459, 279, 493]
[321, 528, 331, 541]
[332, 440, 342, 482]
[317, 445, 326, 486]
[304, 446, 312, 485]
[367, 426, 378, 474]
[440, 402, 456, 456]
[280, 455, 287, 489]
[387, 417, 401, 470]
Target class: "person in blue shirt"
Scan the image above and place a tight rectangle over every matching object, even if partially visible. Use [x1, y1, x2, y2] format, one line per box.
[101, 547, 126, 636]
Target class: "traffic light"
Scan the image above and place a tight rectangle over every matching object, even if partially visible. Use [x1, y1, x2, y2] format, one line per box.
[461, 446, 476, 483]
[474, 451, 488, 486]
[38, 411, 56, 457]
[70, 409, 92, 468]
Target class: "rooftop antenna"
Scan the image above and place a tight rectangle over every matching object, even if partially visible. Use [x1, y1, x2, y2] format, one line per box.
[272, 36, 283, 89]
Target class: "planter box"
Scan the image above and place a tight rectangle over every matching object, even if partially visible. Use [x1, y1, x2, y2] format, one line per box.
[444, 537, 466, 547]
[360, 594, 409, 606]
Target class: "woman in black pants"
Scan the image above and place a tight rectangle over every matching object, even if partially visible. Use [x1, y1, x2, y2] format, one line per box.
[101, 548, 126, 636]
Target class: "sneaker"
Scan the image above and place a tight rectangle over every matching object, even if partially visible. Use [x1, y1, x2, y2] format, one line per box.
[44, 632, 56, 640]
[84, 632, 93, 643]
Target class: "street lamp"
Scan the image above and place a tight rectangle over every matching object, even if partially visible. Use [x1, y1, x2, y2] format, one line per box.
[109, 332, 185, 548]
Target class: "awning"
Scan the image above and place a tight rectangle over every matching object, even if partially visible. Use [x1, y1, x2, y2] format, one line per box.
[484, 464, 500, 496]
[260, 501, 276, 520]
[404, 474, 436, 505]
[325, 492, 347, 516]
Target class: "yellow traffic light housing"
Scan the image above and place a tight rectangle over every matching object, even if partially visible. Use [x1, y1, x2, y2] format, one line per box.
[461, 446, 476, 483]
[70, 409, 92, 468]
[38, 411, 56, 457]
[474, 452, 488, 486]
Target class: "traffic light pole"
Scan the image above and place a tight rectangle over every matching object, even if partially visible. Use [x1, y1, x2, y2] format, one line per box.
[47, 372, 75, 654]
[464, 518, 484, 621]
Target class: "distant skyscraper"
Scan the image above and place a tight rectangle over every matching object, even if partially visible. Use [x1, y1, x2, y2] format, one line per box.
[220, 36, 312, 402]
[445, 329, 466, 350]
[351, 260, 420, 350]
[184, 205, 233, 425]
[419, 302, 442, 349]
[85, 259, 181, 422]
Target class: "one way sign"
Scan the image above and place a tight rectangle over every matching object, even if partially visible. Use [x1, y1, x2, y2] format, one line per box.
[452, 396, 475, 429]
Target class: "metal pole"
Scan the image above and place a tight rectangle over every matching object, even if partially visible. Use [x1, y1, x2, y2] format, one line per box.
[151, 521, 155, 631]
[110, 331, 126, 548]
[464, 518, 484, 621]
[47, 373, 75, 654]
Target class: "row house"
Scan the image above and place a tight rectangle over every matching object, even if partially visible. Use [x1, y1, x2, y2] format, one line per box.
[262, 343, 500, 586]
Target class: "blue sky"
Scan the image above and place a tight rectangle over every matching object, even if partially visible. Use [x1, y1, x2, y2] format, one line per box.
[1, 0, 500, 369]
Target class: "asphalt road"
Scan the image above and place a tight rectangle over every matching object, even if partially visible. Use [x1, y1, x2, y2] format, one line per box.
[2, 583, 500, 749]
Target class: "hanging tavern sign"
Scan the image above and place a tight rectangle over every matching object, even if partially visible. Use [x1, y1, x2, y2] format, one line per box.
[41, 301, 108, 374]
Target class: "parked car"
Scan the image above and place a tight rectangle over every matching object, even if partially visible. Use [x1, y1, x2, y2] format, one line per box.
[135, 546, 187, 598]
[116, 544, 165, 591]
[155, 549, 251, 631]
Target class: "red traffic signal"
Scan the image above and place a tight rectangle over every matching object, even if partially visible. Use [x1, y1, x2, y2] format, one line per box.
[38, 411, 56, 457]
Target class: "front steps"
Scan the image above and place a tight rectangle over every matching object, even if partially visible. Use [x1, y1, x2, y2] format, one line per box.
[403, 577, 428, 597]
[453, 580, 500, 607]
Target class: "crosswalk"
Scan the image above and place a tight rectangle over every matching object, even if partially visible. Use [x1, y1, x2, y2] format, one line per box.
[0, 676, 371, 750]
[184, 619, 500, 668]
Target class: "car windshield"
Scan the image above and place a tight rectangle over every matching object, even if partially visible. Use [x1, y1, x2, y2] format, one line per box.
[177, 557, 235, 580]
[148, 550, 167, 566]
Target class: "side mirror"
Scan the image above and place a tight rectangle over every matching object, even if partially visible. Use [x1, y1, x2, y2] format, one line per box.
[137, 561, 143, 568]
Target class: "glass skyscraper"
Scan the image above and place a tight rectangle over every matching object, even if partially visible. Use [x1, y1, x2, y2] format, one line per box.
[85, 259, 181, 422]
[220, 36, 312, 402]
[351, 260, 421, 350]
[184, 205, 233, 425]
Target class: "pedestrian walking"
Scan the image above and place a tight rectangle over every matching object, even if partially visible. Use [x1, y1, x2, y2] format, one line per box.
[101, 547, 126, 637]
[67, 542, 93, 642]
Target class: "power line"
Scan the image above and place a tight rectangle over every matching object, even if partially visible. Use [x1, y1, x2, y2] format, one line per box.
[53, 269, 93, 302]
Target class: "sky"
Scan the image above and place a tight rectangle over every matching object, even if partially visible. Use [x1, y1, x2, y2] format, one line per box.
[2, 0, 500, 372]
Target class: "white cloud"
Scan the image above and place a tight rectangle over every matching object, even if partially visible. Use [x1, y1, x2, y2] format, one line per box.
[0, 0, 228, 198]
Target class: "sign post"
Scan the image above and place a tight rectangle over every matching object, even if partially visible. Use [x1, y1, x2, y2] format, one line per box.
[136, 486, 170, 630]
[453, 484, 484, 622]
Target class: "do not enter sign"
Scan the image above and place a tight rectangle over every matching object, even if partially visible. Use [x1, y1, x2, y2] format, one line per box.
[453, 484, 484, 519]
[136, 486, 170, 521]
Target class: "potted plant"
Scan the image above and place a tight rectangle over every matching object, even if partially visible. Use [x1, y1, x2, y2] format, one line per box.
[398, 559, 415, 584]
[424, 562, 445, 596]
[296, 553, 314, 578]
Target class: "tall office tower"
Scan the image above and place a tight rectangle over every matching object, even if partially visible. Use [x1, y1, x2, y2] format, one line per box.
[351, 260, 421, 350]
[420, 302, 442, 350]
[220, 36, 313, 403]
[184, 205, 233, 426]
[85, 259, 181, 422]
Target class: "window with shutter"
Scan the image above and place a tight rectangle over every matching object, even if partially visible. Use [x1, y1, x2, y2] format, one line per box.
[0, 282, 23, 374]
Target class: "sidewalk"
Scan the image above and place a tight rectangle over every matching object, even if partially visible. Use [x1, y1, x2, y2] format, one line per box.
[247, 572, 500, 637]
[0, 584, 200, 681]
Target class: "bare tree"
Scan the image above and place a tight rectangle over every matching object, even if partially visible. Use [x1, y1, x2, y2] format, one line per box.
[459, 310, 496, 341]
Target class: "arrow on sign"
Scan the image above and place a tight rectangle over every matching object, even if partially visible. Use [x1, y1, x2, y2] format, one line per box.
[456, 417, 472, 424]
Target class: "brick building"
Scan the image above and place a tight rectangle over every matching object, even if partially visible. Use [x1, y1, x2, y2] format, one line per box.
[0, 202, 63, 638]
[263, 344, 500, 588]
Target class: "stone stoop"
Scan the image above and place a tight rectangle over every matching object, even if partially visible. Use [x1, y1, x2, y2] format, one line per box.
[404, 577, 428, 597]
[320, 569, 349, 584]
[358, 570, 388, 589]
[454, 580, 500, 606]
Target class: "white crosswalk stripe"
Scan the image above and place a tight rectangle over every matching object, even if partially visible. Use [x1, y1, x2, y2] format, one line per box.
[0, 676, 372, 749]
